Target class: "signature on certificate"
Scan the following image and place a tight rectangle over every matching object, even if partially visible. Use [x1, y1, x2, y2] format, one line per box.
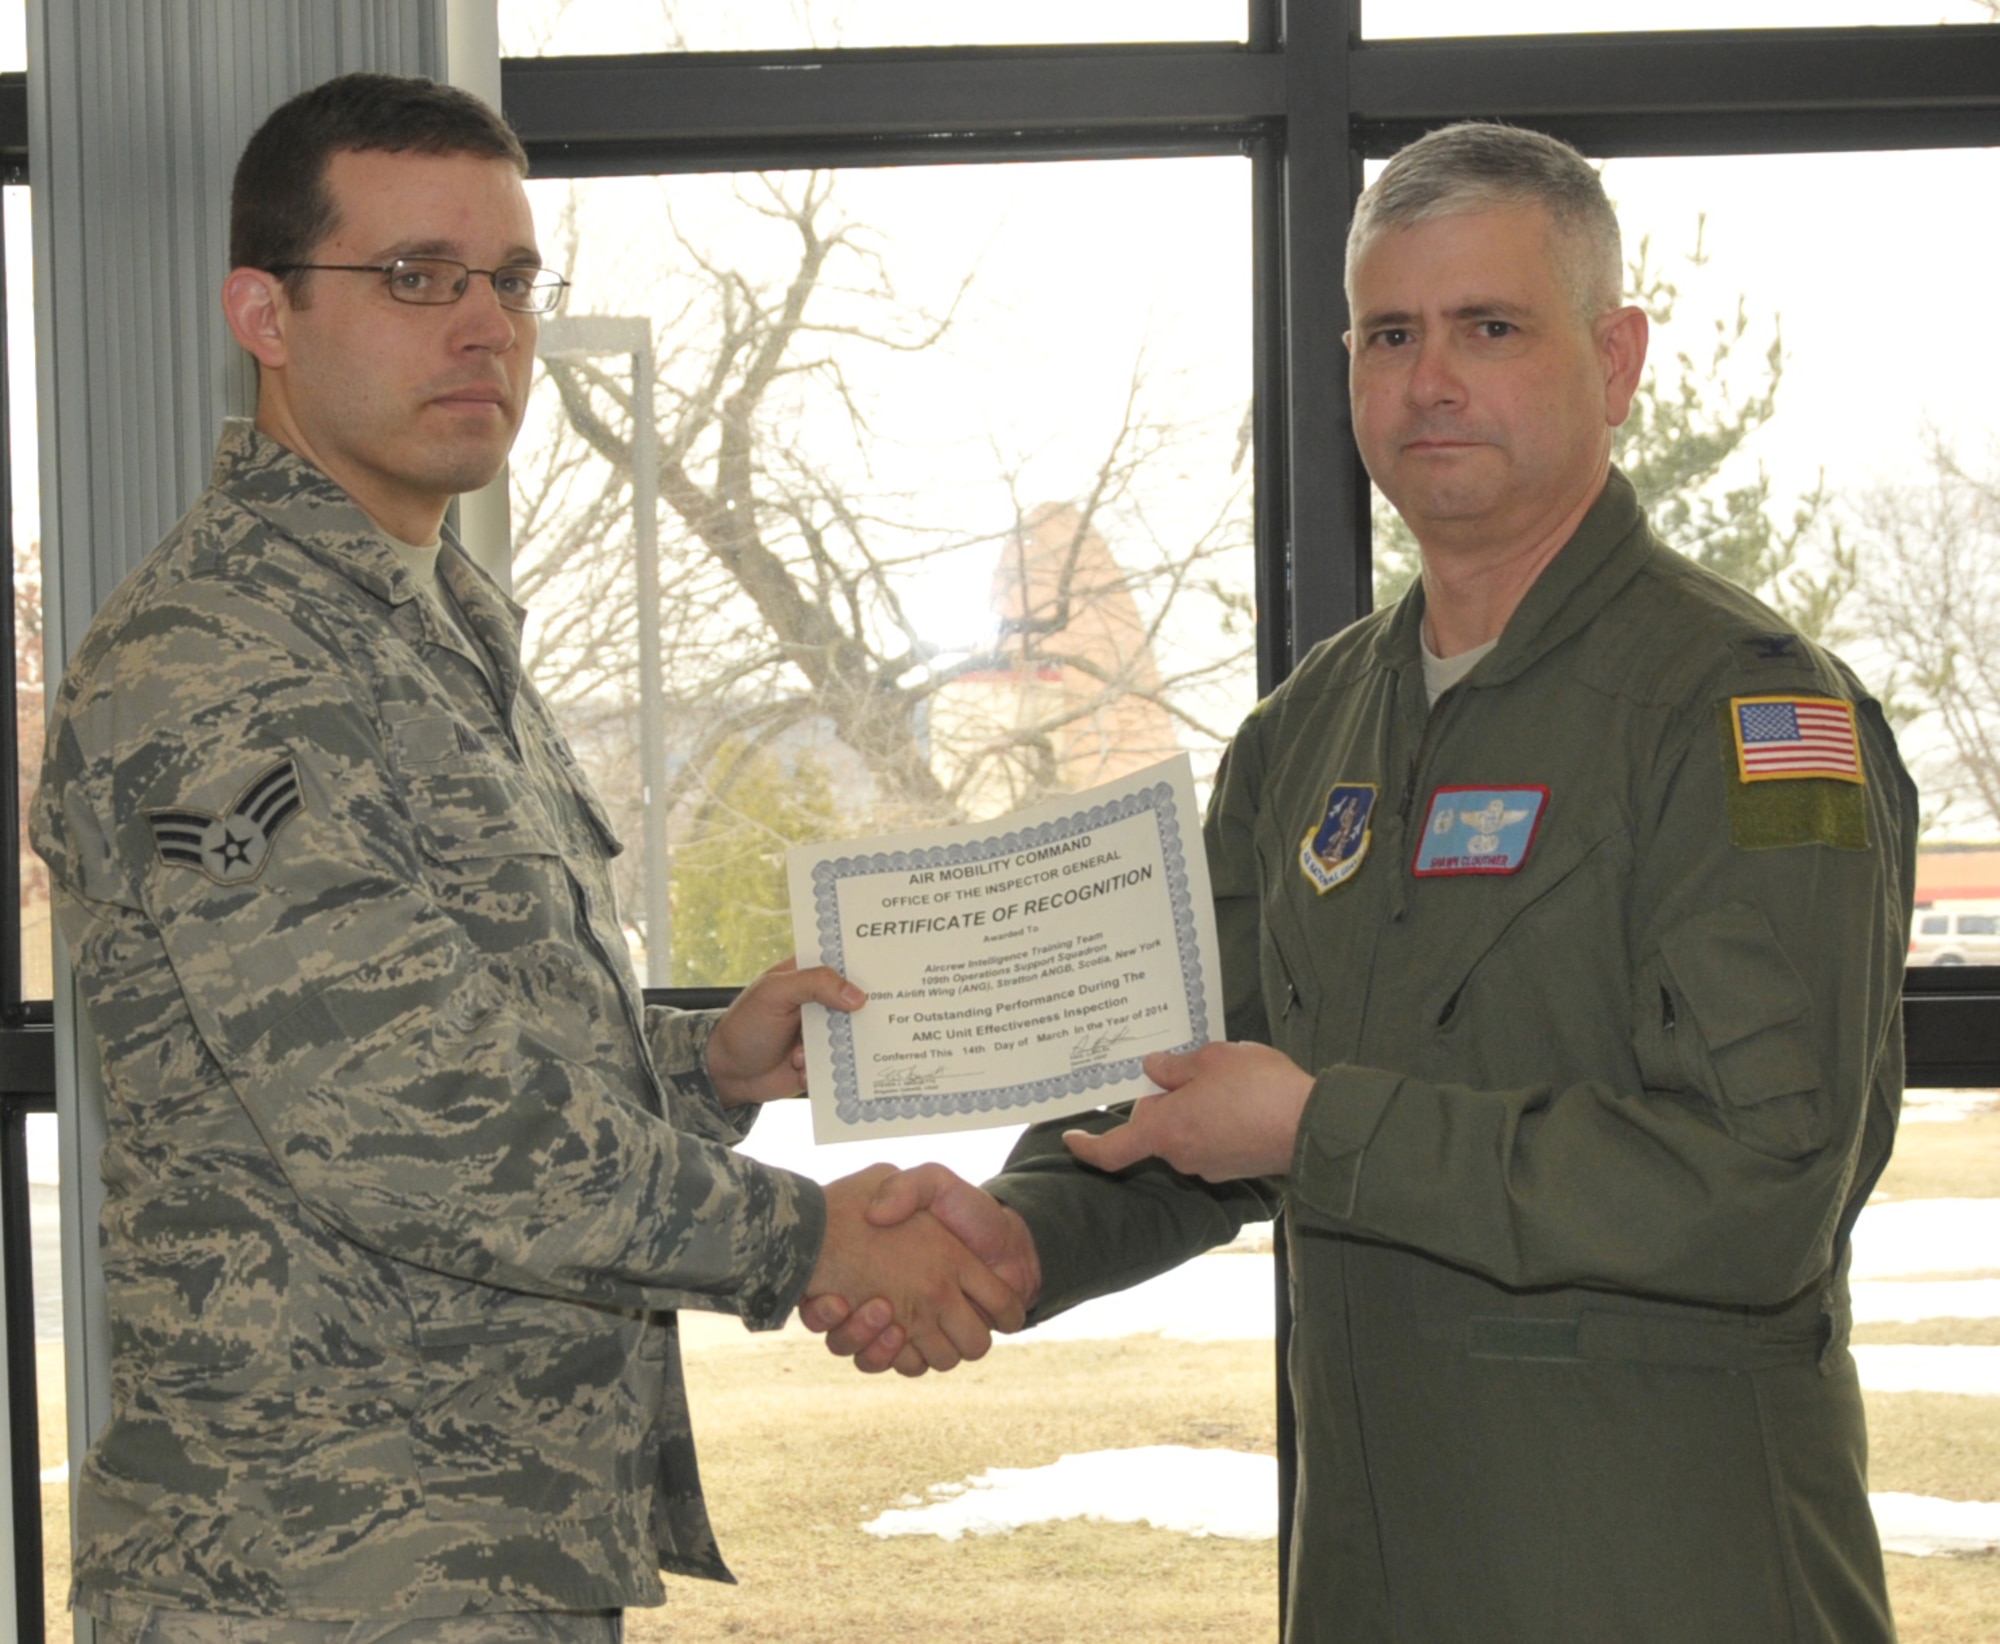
[1067, 1023, 1135, 1068]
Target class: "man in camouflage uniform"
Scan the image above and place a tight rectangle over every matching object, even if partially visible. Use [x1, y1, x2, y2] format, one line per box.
[34, 73, 1020, 1644]
[814, 125, 1918, 1641]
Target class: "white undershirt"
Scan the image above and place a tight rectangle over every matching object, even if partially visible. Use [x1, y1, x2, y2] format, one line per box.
[1421, 634, 1498, 707]
[383, 533, 496, 686]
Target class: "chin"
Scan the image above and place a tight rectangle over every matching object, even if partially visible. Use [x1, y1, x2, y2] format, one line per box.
[421, 445, 511, 498]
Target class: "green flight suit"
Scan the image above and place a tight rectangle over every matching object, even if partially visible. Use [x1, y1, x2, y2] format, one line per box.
[991, 471, 1917, 1643]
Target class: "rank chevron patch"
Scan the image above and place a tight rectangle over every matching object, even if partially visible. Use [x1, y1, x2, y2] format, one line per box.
[147, 757, 306, 885]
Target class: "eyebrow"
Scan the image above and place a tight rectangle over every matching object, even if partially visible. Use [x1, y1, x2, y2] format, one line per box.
[1358, 298, 1534, 331]
[370, 237, 545, 267]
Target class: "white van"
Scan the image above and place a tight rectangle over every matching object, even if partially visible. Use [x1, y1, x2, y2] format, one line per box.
[1909, 900, 2000, 967]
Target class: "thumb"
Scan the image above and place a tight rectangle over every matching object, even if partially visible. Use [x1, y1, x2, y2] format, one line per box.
[1142, 1048, 1198, 1092]
[865, 1163, 943, 1226]
[1063, 1120, 1152, 1174]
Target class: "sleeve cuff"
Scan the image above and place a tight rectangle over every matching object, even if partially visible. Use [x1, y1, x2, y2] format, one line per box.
[738, 1168, 827, 1331]
[646, 1005, 757, 1145]
[1287, 1065, 1404, 1226]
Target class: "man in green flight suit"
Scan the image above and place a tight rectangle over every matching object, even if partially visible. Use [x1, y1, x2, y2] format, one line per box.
[810, 122, 1918, 1642]
[33, 73, 1024, 1644]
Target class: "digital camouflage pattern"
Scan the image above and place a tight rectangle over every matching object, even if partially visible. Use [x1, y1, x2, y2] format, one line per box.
[992, 471, 1919, 1644]
[33, 421, 827, 1621]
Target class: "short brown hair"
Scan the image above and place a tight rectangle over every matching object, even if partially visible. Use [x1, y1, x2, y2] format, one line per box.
[230, 72, 529, 302]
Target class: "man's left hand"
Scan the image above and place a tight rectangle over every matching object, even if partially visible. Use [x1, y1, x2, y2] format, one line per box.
[706, 958, 865, 1108]
[1063, 1041, 1314, 1180]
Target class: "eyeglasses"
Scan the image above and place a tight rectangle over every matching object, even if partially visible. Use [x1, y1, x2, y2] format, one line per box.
[266, 257, 571, 315]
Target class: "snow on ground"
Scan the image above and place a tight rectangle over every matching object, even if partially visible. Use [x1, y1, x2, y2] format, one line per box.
[1849, 1198, 2000, 1280]
[1870, 1493, 2000, 1557]
[1850, 1279, 2000, 1323]
[1850, 1346, 2000, 1397]
[886, 1186, 2000, 1559]
[994, 1192, 2000, 1350]
[862, 1446, 1279, 1543]
[993, 1253, 1276, 1344]
[860, 1446, 2000, 1560]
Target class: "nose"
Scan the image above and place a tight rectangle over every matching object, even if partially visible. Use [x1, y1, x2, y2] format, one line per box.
[1404, 333, 1465, 409]
[450, 275, 523, 354]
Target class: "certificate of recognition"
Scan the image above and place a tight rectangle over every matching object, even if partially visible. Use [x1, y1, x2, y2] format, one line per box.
[788, 755, 1223, 1142]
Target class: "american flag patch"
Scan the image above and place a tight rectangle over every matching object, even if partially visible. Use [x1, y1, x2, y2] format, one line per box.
[1730, 696, 1864, 785]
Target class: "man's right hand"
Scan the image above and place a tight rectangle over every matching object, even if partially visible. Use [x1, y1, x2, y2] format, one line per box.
[806, 1165, 1028, 1376]
[803, 1164, 1043, 1375]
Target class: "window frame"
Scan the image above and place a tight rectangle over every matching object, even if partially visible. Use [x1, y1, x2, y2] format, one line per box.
[498, 12, 2000, 1079]
[492, 12, 2000, 1625]
[4, 10, 2000, 1635]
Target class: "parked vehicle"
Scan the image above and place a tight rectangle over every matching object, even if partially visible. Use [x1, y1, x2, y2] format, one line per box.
[1909, 900, 2000, 967]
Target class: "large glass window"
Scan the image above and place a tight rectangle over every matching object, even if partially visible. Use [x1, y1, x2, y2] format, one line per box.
[26, 1112, 65, 1635]
[515, 153, 1275, 1639]
[517, 157, 1256, 990]
[1365, 0, 1998, 36]
[8, 183, 46, 1007]
[501, 0, 1248, 55]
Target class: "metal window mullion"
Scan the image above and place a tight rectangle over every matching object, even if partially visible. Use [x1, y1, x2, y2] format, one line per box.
[0, 1097, 48, 1644]
[503, 44, 1285, 157]
[0, 178, 19, 1028]
[1280, 0, 1367, 659]
[1348, 26, 2000, 133]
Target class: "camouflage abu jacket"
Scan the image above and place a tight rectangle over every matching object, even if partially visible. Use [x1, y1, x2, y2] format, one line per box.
[32, 421, 827, 1621]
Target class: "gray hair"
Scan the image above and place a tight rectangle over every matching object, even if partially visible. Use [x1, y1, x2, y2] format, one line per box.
[1345, 123, 1623, 317]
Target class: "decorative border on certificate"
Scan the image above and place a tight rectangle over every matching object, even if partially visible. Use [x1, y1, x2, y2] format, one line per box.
[811, 778, 1207, 1128]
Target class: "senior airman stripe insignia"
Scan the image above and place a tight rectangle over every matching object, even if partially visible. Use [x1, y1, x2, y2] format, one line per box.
[147, 757, 305, 885]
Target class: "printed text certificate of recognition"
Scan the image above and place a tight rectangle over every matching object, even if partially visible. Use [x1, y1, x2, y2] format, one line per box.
[788, 755, 1223, 1143]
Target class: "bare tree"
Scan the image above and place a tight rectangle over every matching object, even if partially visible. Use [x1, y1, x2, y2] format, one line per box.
[508, 173, 1254, 974]
[1850, 430, 2000, 831]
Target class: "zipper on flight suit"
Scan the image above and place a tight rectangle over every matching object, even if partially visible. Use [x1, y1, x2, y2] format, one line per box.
[1385, 679, 1469, 935]
[1396, 682, 1467, 828]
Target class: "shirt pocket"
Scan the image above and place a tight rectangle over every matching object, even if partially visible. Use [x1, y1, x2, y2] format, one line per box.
[1427, 794, 1633, 1006]
[541, 731, 626, 859]
[387, 710, 563, 864]
[1656, 902, 1823, 1160]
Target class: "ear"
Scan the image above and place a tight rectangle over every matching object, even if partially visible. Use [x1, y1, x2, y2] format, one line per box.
[1597, 304, 1649, 429]
[221, 267, 292, 369]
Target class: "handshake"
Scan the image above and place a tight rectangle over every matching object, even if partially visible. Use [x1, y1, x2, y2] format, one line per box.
[799, 1163, 1043, 1378]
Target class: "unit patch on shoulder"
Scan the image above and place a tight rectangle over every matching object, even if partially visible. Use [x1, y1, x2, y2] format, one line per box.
[1299, 782, 1377, 893]
[1730, 695, 1864, 785]
[1412, 786, 1548, 876]
[1718, 703, 1869, 852]
[147, 757, 306, 885]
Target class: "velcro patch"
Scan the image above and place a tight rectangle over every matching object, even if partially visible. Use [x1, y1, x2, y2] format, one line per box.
[1730, 695, 1863, 785]
[1717, 705, 1868, 852]
[1412, 787, 1548, 876]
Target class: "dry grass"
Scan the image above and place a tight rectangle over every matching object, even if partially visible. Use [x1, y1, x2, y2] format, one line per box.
[1877, 1105, 2000, 1201]
[632, 1330, 1280, 1644]
[40, 1339, 69, 1633]
[29, 1106, 2000, 1640]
